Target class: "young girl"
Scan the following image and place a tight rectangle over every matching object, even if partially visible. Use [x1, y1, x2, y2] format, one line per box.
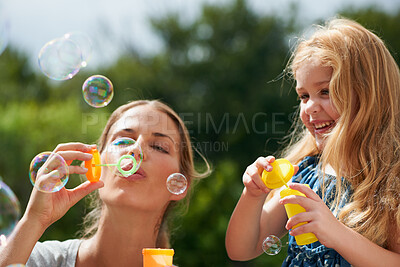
[226, 18, 400, 266]
[0, 100, 210, 266]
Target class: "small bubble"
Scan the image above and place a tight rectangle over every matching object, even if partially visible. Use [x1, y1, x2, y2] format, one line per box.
[262, 235, 282, 255]
[166, 173, 187, 195]
[82, 75, 114, 108]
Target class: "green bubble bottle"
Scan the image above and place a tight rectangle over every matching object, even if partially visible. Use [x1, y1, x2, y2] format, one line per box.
[262, 158, 318, 246]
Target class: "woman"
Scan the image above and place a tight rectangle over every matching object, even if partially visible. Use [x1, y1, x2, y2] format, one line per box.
[0, 100, 210, 266]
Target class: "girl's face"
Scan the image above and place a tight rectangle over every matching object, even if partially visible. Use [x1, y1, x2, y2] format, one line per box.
[99, 105, 183, 211]
[295, 57, 340, 150]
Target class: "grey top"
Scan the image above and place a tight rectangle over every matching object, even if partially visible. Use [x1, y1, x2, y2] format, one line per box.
[26, 239, 82, 267]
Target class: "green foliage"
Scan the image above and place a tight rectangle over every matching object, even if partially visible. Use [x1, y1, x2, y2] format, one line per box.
[1, 0, 399, 266]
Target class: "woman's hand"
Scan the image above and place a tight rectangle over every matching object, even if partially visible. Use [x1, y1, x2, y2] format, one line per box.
[279, 183, 344, 248]
[24, 142, 104, 230]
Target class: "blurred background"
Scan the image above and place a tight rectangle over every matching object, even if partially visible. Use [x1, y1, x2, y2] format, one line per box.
[0, 0, 399, 265]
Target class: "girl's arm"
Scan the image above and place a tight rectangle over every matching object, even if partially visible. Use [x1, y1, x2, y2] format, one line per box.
[281, 183, 400, 266]
[334, 221, 400, 266]
[225, 156, 288, 261]
[0, 143, 104, 267]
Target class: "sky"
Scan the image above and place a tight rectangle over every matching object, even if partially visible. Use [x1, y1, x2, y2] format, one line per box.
[1, 0, 399, 70]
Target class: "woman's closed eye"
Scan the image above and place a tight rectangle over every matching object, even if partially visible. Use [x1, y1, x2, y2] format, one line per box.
[151, 144, 169, 153]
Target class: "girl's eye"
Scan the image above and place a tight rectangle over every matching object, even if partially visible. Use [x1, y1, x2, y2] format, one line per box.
[297, 94, 309, 100]
[321, 89, 330, 95]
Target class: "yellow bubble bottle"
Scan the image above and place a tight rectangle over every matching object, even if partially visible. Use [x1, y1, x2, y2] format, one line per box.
[262, 158, 318, 245]
[142, 248, 174, 267]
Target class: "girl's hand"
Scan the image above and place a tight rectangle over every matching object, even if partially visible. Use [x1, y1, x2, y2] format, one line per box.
[243, 156, 299, 198]
[279, 183, 344, 248]
[242, 156, 276, 197]
[24, 142, 104, 230]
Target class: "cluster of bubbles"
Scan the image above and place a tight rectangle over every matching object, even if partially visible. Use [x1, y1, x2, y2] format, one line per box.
[0, 177, 21, 247]
[38, 32, 114, 108]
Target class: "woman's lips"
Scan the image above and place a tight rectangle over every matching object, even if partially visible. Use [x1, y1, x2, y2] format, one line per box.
[117, 167, 146, 181]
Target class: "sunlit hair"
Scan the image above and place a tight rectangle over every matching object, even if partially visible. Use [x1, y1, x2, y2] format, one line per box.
[79, 100, 211, 248]
[283, 17, 400, 247]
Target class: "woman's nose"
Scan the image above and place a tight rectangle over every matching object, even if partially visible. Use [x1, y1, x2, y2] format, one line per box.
[130, 136, 145, 162]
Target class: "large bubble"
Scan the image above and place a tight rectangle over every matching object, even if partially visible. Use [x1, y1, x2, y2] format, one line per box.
[29, 152, 69, 193]
[38, 37, 82, 80]
[82, 75, 114, 108]
[38, 32, 92, 80]
[0, 178, 21, 246]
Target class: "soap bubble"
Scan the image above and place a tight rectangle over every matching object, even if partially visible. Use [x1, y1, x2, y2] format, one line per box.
[104, 137, 143, 177]
[166, 173, 187, 195]
[29, 152, 69, 193]
[64, 32, 92, 67]
[38, 37, 82, 80]
[262, 235, 282, 255]
[82, 75, 114, 108]
[0, 178, 21, 244]
[38, 31, 93, 80]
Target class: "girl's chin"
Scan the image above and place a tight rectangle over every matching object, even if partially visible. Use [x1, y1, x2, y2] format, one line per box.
[315, 138, 326, 151]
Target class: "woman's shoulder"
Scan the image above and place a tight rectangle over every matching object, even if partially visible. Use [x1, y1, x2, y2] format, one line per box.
[26, 239, 82, 267]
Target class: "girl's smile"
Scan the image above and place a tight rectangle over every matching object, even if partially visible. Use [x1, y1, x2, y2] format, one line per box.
[295, 57, 340, 150]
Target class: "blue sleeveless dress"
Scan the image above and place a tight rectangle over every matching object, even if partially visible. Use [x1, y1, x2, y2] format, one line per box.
[282, 156, 353, 267]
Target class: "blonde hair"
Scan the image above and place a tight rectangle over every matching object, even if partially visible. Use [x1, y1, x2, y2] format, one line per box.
[80, 100, 211, 248]
[284, 18, 400, 247]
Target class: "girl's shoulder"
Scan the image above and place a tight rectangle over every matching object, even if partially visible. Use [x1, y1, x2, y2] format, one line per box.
[292, 156, 320, 185]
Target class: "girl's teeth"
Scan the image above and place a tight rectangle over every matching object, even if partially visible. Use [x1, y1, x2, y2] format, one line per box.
[315, 121, 332, 129]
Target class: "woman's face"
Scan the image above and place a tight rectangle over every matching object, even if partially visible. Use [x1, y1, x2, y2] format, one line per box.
[99, 105, 183, 211]
[295, 57, 340, 150]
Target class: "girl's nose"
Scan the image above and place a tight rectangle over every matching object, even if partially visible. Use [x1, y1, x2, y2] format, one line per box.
[304, 98, 321, 115]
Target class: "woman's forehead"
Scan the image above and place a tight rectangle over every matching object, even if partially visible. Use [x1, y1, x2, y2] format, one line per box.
[110, 105, 180, 137]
